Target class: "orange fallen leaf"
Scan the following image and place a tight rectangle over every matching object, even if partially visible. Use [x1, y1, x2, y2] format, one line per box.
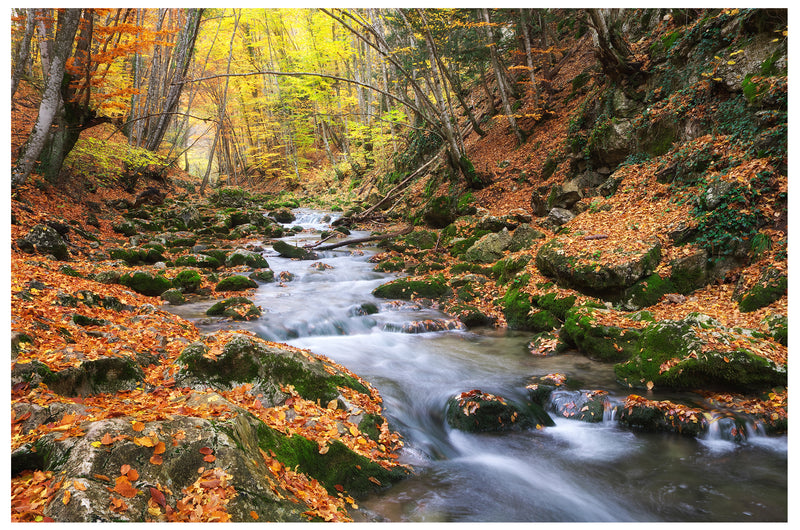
[250, 511, 259, 520]
[149, 487, 166, 508]
[153, 441, 166, 455]
[203, 454, 216, 463]
[113, 477, 138, 498]
[150, 454, 163, 466]
[199, 446, 213, 455]
[73, 480, 87, 491]
[120, 464, 131, 476]
[132, 421, 145, 432]
[100, 432, 114, 445]
[62, 490, 71, 505]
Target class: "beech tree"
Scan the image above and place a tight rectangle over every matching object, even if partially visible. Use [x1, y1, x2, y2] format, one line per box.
[12, 9, 82, 186]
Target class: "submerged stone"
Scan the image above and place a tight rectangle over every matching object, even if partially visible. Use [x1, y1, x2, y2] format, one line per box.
[445, 389, 553, 432]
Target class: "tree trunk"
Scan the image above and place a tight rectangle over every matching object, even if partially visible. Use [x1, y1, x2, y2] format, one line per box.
[144, 8, 204, 152]
[12, 8, 82, 186]
[199, 9, 238, 195]
[518, 9, 540, 108]
[11, 9, 36, 101]
[586, 8, 642, 83]
[481, 9, 526, 146]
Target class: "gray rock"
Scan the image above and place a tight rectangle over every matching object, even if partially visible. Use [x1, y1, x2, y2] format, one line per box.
[19, 224, 69, 260]
[464, 228, 512, 263]
[547, 207, 576, 226]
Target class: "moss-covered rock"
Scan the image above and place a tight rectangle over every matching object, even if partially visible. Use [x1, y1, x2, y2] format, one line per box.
[173, 269, 202, 293]
[18, 224, 70, 260]
[109, 247, 165, 265]
[273, 240, 319, 260]
[216, 275, 259, 292]
[448, 304, 496, 328]
[119, 270, 172, 296]
[372, 277, 449, 301]
[177, 333, 369, 406]
[206, 297, 262, 320]
[160, 288, 186, 305]
[445, 389, 553, 432]
[614, 313, 787, 392]
[561, 304, 643, 362]
[547, 389, 610, 423]
[464, 229, 512, 263]
[616, 394, 707, 437]
[43, 355, 146, 397]
[249, 268, 276, 283]
[536, 236, 662, 298]
[226, 248, 269, 268]
[173, 253, 221, 269]
[735, 268, 787, 312]
[500, 287, 564, 332]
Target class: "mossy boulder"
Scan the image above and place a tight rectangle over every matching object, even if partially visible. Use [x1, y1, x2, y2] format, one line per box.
[206, 297, 262, 320]
[422, 196, 456, 228]
[119, 270, 172, 296]
[216, 275, 259, 292]
[42, 355, 146, 397]
[561, 304, 644, 362]
[616, 395, 707, 437]
[372, 277, 450, 301]
[273, 240, 319, 260]
[403, 230, 438, 250]
[614, 313, 787, 392]
[160, 288, 186, 305]
[176, 333, 369, 406]
[449, 304, 496, 328]
[270, 207, 296, 223]
[536, 236, 662, 298]
[174, 253, 221, 269]
[735, 268, 787, 312]
[501, 288, 558, 332]
[109, 247, 164, 265]
[249, 268, 276, 283]
[445, 389, 553, 433]
[464, 229, 512, 264]
[173, 269, 203, 293]
[508, 223, 546, 252]
[226, 248, 269, 268]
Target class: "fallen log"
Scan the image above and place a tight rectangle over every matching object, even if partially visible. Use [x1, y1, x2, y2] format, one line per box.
[309, 225, 413, 251]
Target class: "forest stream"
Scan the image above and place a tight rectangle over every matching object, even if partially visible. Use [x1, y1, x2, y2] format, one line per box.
[166, 210, 788, 522]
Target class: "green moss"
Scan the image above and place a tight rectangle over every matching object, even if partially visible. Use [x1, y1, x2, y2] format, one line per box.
[254, 424, 409, 498]
[173, 269, 202, 293]
[216, 275, 258, 292]
[206, 297, 262, 320]
[174, 254, 221, 269]
[622, 273, 676, 308]
[491, 255, 531, 285]
[561, 305, 641, 362]
[119, 270, 172, 296]
[372, 278, 449, 301]
[615, 315, 787, 391]
[532, 292, 577, 321]
[737, 271, 786, 312]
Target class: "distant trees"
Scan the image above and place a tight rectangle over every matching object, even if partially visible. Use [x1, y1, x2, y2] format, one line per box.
[10, 8, 594, 189]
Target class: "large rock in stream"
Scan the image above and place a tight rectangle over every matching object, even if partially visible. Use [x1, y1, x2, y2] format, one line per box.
[445, 389, 553, 432]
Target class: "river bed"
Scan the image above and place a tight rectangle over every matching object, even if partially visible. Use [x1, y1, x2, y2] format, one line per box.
[168, 209, 788, 522]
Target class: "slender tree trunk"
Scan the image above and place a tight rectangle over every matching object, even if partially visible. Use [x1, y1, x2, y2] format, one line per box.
[35, 9, 54, 85]
[200, 10, 239, 195]
[586, 8, 641, 83]
[519, 9, 540, 107]
[481, 8, 526, 146]
[12, 8, 82, 186]
[11, 9, 36, 101]
[144, 8, 204, 152]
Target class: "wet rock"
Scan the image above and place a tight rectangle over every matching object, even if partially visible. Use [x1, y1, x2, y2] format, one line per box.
[382, 318, 465, 334]
[173, 253, 221, 269]
[160, 288, 186, 305]
[547, 389, 611, 423]
[249, 268, 276, 283]
[273, 240, 319, 260]
[270, 207, 296, 223]
[206, 297, 262, 320]
[18, 224, 69, 260]
[445, 389, 553, 433]
[225, 248, 269, 269]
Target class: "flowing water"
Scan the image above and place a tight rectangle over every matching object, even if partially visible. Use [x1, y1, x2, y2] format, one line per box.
[170, 209, 788, 522]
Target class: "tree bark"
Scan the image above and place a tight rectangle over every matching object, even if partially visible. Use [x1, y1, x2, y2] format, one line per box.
[144, 8, 204, 152]
[586, 8, 642, 83]
[308, 225, 414, 251]
[518, 9, 540, 108]
[11, 9, 36, 101]
[481, 9, 526, 146]
[12, 8, 82, 186]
